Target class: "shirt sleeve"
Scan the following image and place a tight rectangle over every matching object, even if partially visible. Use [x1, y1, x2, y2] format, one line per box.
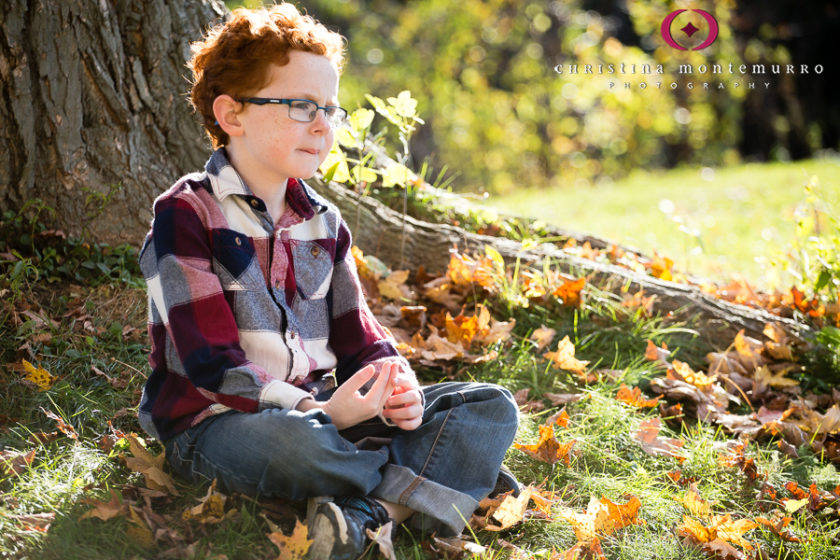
[141, 193, 313, 412]
[327, 219, 417, 387]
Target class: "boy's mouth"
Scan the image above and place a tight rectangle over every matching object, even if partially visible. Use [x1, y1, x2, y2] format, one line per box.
[299, 148, 319, 155]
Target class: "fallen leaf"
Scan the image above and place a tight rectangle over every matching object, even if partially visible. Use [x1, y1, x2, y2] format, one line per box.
[674, 484, 712, 519]
[755, 515, 801, 543]
[559, 495, 642, 543]
[425, 534, 487, 557]
[753, 366, 799, 389]
[81, 489, 126, 521]
[514, 425, 575, 466]
[22, 360, 55, 391]
[268, 519, 313, 560]
[182, 480, 232, 523]
[366, 521, 396, 560]
[530, 326, 557, 350]
[543, 392, 586, 406]
[677, 514, 757, 551]
[645, 340, 671, 365]
[552, 277, 586, 308]
[487, 488, 533, 531]
[616, 384, 661, 408]
[40, 408, 78, 440]
[543, 336, 589, 376]
[0, 449, 36, 476]
[632, 418, 685, 461]
[125, 505, 155, 548]
[124, 435, 178, 495]
[378, 270, 413, 301]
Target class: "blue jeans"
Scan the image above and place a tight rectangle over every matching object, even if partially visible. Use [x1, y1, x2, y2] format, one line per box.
[164, 381, 518, 535]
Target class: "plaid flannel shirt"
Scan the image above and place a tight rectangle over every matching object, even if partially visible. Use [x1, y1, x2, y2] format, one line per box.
[137, 148, 410, 441]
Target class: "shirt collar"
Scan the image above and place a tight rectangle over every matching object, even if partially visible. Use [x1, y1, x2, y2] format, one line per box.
[204, 147, 329, 219]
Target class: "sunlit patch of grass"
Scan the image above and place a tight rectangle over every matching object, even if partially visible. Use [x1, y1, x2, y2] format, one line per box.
[490, 158, 840, 289]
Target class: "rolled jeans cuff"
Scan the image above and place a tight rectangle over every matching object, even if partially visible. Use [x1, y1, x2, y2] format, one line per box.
[370, 464, 478, 536]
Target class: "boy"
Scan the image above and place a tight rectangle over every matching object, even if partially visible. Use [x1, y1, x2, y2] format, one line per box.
[137, 4, 519, 558]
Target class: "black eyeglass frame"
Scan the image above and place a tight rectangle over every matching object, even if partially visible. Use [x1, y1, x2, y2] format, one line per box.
[237, 97, 348, 126]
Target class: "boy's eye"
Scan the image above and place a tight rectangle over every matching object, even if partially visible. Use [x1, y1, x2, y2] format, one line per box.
[290, 100, 315, 111]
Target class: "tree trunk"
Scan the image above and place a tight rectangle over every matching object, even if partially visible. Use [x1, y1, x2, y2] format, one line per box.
[0, 0, 224, 244]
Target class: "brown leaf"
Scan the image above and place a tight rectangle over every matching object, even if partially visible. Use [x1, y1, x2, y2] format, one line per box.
[80, 489, 126, 521]
[544, 392, 586, 406]
[552, 277, 586, 308]
[0, 449, 36, 476]
[424, 534, 487, 557]
[530, 325, 557, 350]
[268, 519, 313, 560]
[124, 435, 178, 495]
[486, 488, 532, 531]
[632, 418, 685, 461]
[40, 408, 78, 440]
[366, 521, 396, 560]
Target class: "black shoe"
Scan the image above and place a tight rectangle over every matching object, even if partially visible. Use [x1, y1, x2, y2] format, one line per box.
[492, 464, 523, 498]
[307, 496, 390, 559]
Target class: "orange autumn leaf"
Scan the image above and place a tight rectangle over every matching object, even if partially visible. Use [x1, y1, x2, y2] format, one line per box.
[543, 336, 589, 376]
[559, 495, 643, 543]
[268, 519, 313, 560]
[755, 515, 801, 543]
[41, 408, 78, 440]
[552, 277, 586, 308]
[182, 480, 233, 524]
[644, 339, 670, 365]
[670, 360, 717, 391]
[632, 418, 685, 461]
[646, 252, 673, 281]
[616, 384, 661, 408]
[514, 424, 575, 466]
[444, 305, 491, 346]
[0, 448, 36, 476]
[683, 514, 758, 551]
[22, 359, 56, 391]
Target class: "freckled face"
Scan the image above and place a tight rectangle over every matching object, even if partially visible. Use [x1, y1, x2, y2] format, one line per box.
[235, 51, 339, 186]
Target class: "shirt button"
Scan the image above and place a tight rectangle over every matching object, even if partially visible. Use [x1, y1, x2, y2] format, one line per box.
[310, 246, 320, 257]
[234, 237, 242, 246]
[289, 331, 296, 339]
[250, 199, 259, 208]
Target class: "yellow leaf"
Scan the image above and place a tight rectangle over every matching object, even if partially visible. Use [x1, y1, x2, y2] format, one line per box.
[22, 360, 55, 391]
[489, 488, 532, 530]
[543, 336, 589, 375]
[559, 495, 642, 544]
[378, 270, 412, 301]
[182, 480, 230, 524]
[784, 498, 809, 514]
[754, 366, 799, 388]
[674, 485, 712, 519]
[269, 519, 313, 560]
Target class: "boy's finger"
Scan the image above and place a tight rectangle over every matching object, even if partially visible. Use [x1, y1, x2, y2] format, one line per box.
[342, 364, 376, 392]
[364, 363, 396, 402]
[386, 389, 421, 408]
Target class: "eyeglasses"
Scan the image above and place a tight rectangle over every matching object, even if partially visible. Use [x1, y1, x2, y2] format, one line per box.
[237, 97, 348, 128]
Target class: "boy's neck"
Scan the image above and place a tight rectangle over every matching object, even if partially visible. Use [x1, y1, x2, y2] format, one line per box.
[225, 144, 288, 225]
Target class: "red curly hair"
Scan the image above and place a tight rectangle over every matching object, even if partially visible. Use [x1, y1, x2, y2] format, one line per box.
[189, 3, 345, 147]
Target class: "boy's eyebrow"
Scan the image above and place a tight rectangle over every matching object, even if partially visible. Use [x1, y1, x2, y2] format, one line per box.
[284, 92, 340, 105]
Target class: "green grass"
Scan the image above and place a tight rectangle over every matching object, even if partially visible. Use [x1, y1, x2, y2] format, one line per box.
[2, 180, 839, 559]
[488, 158, 840, 290]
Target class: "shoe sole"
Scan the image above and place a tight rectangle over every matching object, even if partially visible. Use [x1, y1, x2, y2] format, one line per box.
[307, 500, 351, 560]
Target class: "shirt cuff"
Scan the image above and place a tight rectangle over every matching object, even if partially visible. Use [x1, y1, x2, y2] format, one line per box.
[259, 379, 314, 411]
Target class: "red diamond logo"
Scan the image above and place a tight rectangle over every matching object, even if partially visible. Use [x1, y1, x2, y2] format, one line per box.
[681, 22, 700, 37]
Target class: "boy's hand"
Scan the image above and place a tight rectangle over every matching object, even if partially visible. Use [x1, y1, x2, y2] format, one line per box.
[382, 373, 423, 431]
[319, 361, 397, 430]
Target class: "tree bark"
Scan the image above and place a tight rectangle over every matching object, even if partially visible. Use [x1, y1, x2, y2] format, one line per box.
[0, 0, 224, 244]
[308, 175, 811, 347]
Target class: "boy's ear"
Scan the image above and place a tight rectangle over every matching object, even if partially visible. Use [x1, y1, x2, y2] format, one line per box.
[213, 94, 245, 138]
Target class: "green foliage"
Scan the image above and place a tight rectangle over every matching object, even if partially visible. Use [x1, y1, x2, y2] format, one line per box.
[0, 203, 143, 296]
[781, 175, 840, 304]
[801, 326, 840, 392]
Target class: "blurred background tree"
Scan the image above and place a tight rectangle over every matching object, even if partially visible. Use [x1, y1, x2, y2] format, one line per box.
[232, 0, 837, 195]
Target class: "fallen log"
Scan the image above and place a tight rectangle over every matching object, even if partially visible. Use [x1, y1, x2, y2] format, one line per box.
[308, 176, 811, 347]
